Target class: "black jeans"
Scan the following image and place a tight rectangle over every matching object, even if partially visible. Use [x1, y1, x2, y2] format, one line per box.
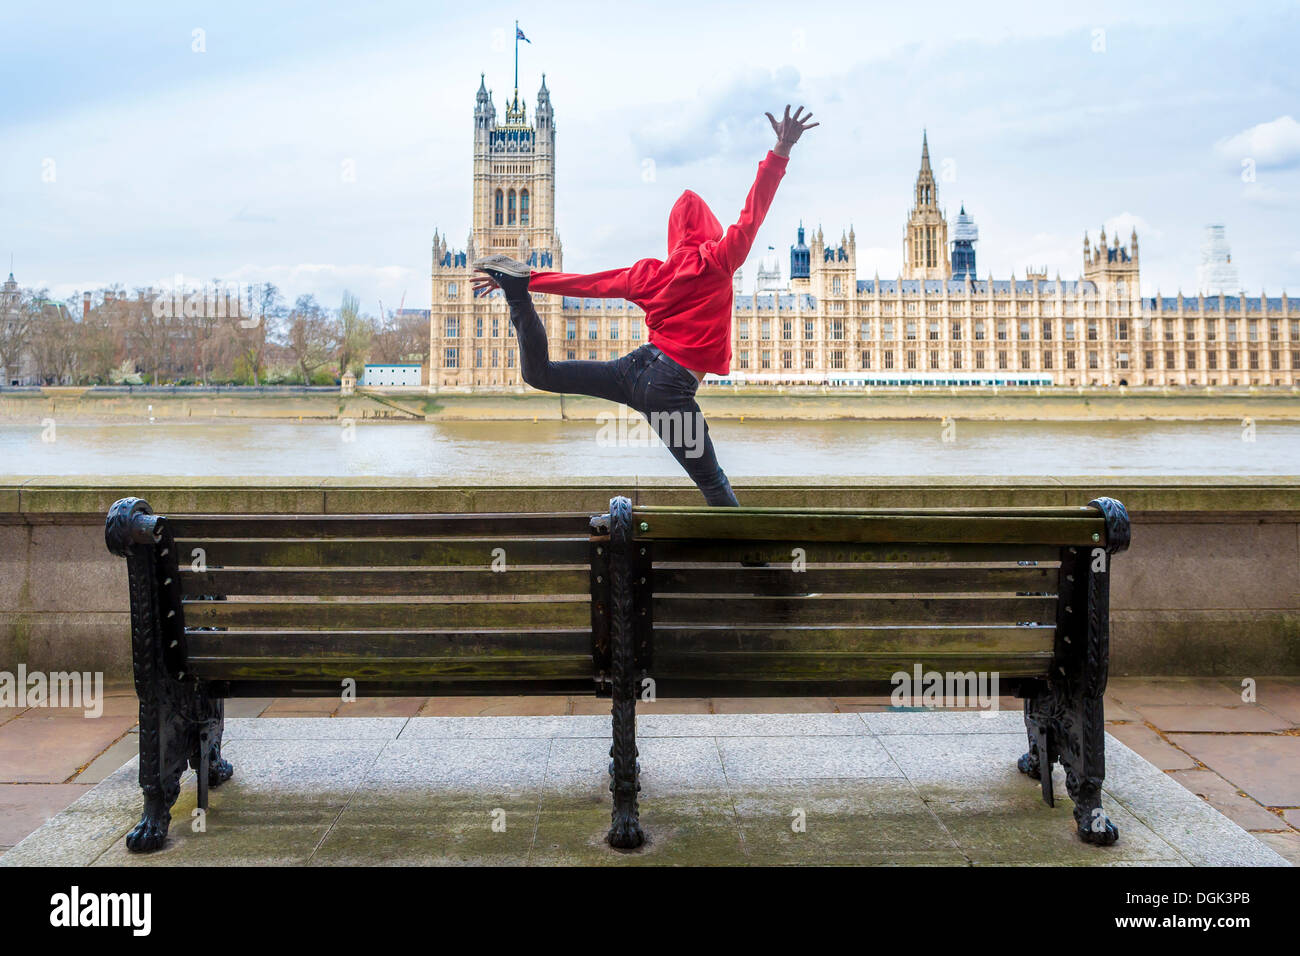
[505, 293, 739, 507]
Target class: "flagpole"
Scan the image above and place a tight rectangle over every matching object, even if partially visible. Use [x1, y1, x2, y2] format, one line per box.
[513, 19, 519, 99]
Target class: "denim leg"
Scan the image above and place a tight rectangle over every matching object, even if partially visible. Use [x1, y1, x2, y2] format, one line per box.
[635, 359, 739, 507]
[506, 293, 629, 403]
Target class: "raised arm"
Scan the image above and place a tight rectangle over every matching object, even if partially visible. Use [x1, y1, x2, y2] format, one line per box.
[714, 105, 819, 275]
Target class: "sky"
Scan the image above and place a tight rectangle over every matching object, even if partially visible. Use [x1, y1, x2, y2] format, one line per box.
[3, 0, 1300, 312]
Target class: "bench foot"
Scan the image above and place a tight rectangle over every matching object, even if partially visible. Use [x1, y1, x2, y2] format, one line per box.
[1068, 771, 1119, 845]
[125, 796, 172, 853]
[608, 803, 645, 850]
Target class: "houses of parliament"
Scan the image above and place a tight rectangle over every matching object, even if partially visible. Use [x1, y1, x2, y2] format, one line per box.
[428, 76, 1300, 389]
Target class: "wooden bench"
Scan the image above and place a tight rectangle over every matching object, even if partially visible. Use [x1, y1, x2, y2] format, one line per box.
[106, 492, 1129, 854]
[592, 495, 1131, 849]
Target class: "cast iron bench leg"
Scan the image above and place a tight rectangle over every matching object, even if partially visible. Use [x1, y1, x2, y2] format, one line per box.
[107, 497, 234, 853]
[606, 497, 644, 849]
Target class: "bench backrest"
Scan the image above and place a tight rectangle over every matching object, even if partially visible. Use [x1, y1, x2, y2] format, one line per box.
[106, 494, 1128, 702]
[592, 498, 1129, 698]
[160, 509, 596, 697]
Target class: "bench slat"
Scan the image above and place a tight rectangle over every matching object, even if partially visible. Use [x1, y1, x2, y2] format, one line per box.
[175, 537, 588, 568]
[182, 599, 590, 629]
[187, 655, 593, 681]
[653, 541, 1060, 564]
[650, 651, 1053, 681]
[185, 629, 591, 658]
[654, 566, 1053, 595]
[168, 513, 590, 539]
[653, 596, 1057, 626]
[654, 624, 1053, 654]
[181, 567, 591, 597]
[636, 513, 1104, 546]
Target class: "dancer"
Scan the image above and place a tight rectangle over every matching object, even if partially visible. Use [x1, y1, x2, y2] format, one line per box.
[473, 104, 818, 505]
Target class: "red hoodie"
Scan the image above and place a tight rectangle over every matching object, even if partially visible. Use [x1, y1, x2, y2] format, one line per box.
[528, 149, 789, 375]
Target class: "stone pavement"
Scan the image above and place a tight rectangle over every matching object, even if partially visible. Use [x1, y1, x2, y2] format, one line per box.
[0, 678, 1296, 865]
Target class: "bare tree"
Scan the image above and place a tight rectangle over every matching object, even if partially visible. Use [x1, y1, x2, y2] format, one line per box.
[284, 294, 340, 384]
[0, 289, 35, 384]
[370, 310, 429, 365]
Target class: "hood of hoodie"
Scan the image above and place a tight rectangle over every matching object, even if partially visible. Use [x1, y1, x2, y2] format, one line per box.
[667, 189, 723, 257]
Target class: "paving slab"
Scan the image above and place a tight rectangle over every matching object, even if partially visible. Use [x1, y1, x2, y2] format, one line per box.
[1254, 680, 1300, 724]
[1166, 769, 1285, 832]
[1106, 678, 1245, 707]
[1102, 723, 1198, 770]
[1166, 733, 1300, 807]
[0, 714, 1288, 867]
[0, 784, 92, 847]
[0, 714, 139, 783]
[1131, 704, 1292, 733]
[416, 696, 569, 717]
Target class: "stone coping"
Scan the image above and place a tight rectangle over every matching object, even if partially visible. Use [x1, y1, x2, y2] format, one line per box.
[0, 475, 1298, 516]
[1, 712, 1287, 866]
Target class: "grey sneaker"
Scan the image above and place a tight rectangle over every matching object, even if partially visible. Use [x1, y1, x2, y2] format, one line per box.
[473, 254, 531, 277]
[473, 255, 532, 299]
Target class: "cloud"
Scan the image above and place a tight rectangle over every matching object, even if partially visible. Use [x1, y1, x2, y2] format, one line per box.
[1239, 182, 1300, 205]
[630, 66, 804, 168]
[1215, 115, 1300, 170]
[1100, 212, 1162, 241]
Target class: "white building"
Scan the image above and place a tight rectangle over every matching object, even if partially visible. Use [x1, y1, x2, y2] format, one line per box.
[361, 364, 423, 387]
[1197, 224, 1240, 295]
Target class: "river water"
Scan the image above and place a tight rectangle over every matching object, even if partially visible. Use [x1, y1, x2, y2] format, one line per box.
[1, 419, 1296, 477]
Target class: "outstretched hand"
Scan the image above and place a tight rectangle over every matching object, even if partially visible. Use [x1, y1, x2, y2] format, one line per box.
[471, 271, 499, 298]
[766, 105, 818, 158]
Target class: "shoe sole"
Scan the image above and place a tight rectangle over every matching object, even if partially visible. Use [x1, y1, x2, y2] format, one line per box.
[472, 255, 530, 278]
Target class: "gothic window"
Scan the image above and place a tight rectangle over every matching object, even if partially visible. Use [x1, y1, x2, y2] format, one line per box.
[520, 189, 530, 225]
[507, 189, 516, 225]
[494, 190, 504, 226]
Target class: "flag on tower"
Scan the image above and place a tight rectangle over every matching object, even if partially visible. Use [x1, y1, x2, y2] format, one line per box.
[516, 27, 530, 43]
